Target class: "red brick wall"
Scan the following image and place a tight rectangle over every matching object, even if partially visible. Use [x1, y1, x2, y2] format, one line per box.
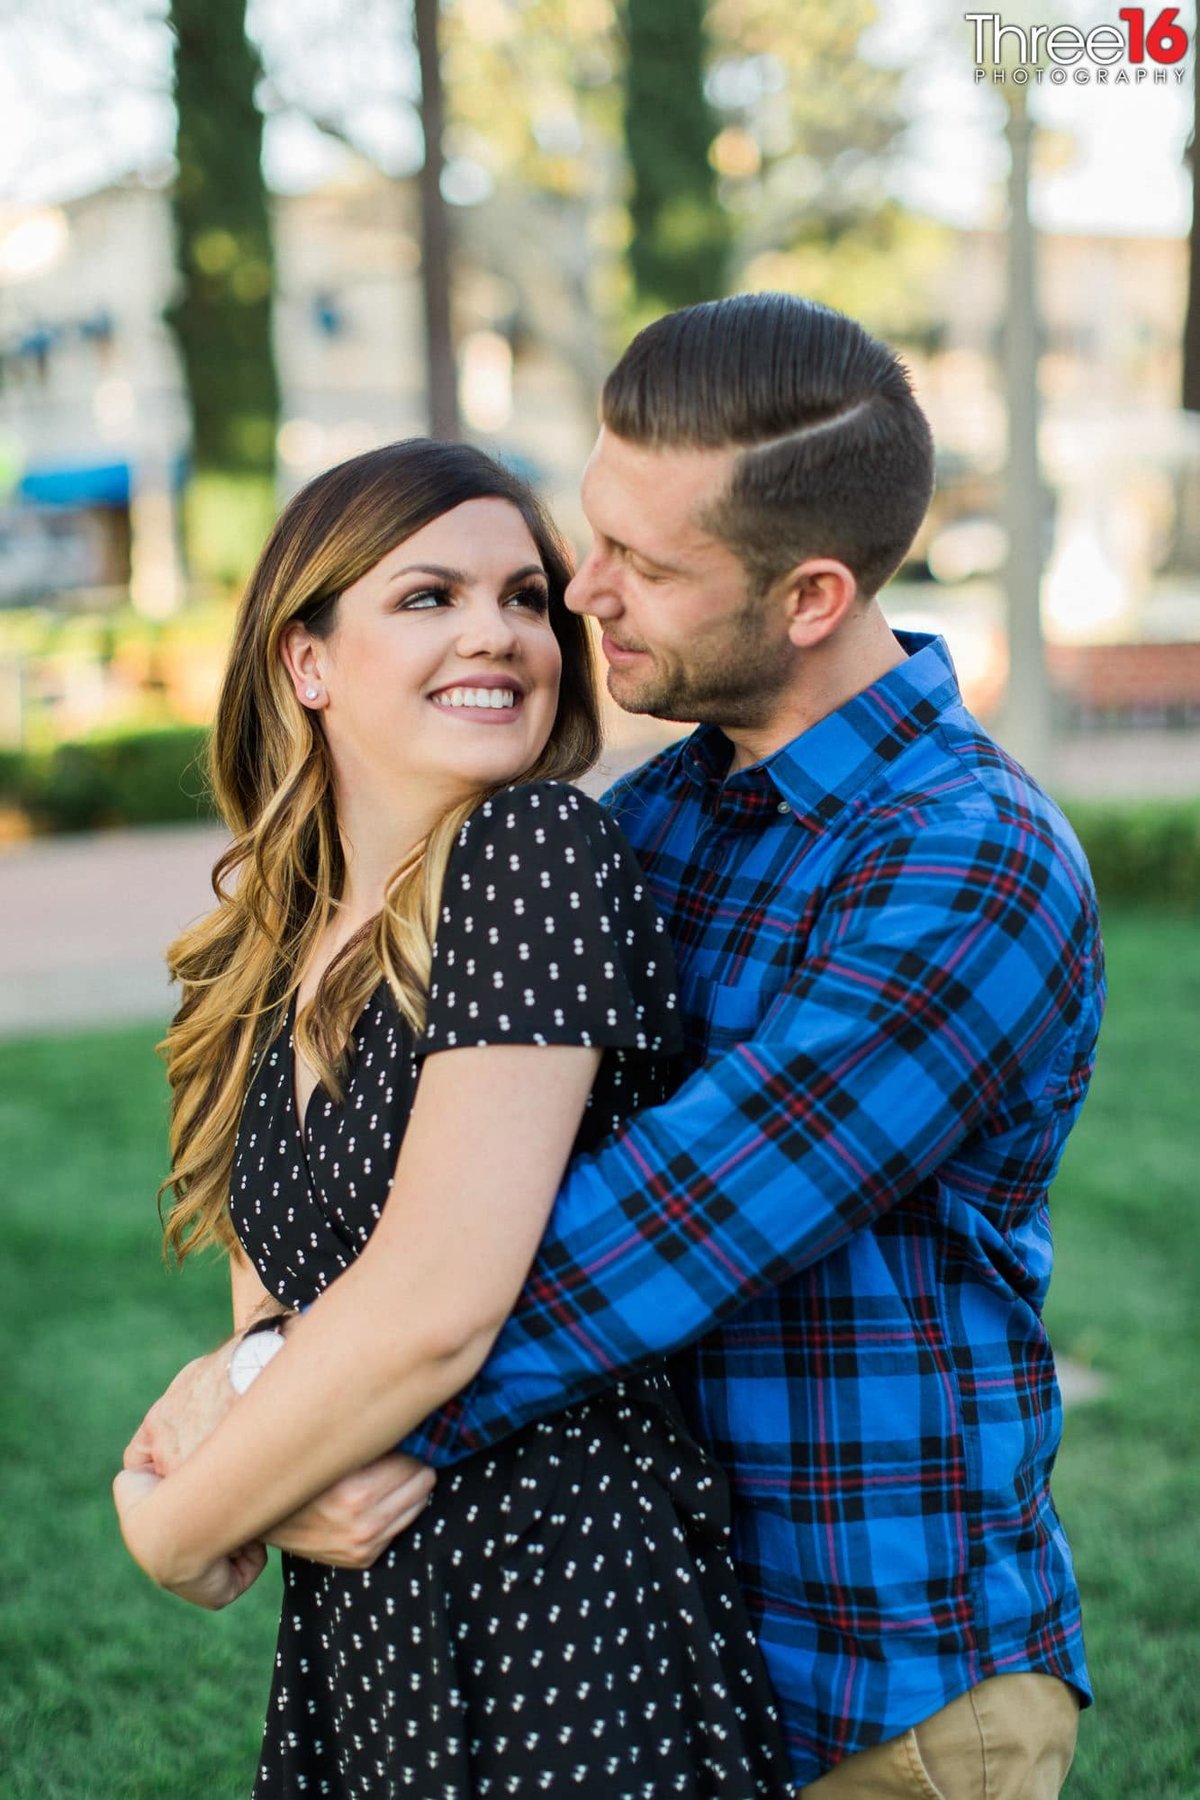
[1048, 643, 1200, 716]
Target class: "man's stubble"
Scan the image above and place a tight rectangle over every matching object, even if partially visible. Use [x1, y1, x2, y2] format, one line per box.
[607, 585, 793, 734]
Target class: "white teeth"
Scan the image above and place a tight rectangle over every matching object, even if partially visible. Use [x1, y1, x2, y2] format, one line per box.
[432, 687, 518, 709]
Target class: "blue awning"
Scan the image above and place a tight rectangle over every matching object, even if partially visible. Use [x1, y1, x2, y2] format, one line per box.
[18, 459, 131, 507]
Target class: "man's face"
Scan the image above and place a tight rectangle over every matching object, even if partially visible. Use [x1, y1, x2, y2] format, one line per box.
[565, 427, 794, 729]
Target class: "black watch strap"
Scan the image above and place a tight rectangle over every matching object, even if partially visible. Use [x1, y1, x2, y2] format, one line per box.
[242, 1312, 291, 1339]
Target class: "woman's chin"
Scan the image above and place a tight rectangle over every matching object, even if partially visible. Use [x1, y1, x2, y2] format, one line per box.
[435, 739, 549, 792]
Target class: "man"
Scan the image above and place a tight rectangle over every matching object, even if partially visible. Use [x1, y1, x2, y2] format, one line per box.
[131, 293, 1101, 1795]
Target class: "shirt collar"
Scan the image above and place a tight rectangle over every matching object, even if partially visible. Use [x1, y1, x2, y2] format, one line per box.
[676, 632, 962, 831]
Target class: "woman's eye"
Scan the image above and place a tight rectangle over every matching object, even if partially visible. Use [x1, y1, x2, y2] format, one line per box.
[508, 587, 550, 613]
[400, 589, 451, 611]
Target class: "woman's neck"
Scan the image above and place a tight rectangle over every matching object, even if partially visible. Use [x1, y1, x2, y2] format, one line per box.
[330, 779, 444, 923]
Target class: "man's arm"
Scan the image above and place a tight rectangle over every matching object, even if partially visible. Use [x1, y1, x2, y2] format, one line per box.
[401, 809, 1103, 1465]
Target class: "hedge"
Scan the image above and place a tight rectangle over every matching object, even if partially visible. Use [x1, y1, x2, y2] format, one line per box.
[1, 727, 216, 833]
[1065, 799, 1200, 913]
[0, 731, 1197, 911]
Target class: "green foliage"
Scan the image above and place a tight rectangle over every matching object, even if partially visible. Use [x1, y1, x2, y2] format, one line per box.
[5, 727, 216, 834]
[1, 913, 1197, 1791]
[183, 471, 278, 593]
[708, 0, 943, 342]
[0, 1025, 277, 1799]
[624, 0, 728, 314]
[1041, 911, 1200, 1797]
[168, 0, 280, 583]
[1065, 799, 1200, 913]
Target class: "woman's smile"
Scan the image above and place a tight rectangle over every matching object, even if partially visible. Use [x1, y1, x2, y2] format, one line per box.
[427, 674, 528, 722]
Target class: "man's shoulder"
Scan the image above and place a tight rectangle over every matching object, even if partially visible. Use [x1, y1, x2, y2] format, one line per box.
[846, 708, 1098, 918]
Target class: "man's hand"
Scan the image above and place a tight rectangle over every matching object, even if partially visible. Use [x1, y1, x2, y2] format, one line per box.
[266, 1453, 436, 1567]
[124, 1345, 237, 1476]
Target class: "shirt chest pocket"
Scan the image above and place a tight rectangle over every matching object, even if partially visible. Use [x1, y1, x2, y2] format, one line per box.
[699, 978, 766, 1054]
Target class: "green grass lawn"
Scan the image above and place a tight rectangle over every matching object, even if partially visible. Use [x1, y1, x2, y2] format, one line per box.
[1, 910, 1197, 1798]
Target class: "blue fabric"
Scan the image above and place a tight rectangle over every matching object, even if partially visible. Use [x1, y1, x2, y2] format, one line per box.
[400, 632, 1102, 1782]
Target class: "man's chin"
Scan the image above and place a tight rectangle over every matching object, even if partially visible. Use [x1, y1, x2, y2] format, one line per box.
[605, 666, 684, 721]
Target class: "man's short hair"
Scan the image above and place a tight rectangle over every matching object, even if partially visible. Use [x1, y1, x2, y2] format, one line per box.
[601, 292, 935, 600]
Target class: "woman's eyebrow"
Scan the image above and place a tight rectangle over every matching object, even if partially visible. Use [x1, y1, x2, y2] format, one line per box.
[388, 562, 547, 585]
[389, 563, 469, 584]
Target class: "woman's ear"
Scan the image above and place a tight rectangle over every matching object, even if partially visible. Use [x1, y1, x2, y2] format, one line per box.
[280, 622, 327, 709]
[777, 559, 859, 650]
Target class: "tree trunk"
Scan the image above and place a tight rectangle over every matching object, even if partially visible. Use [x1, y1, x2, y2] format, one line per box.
[999, 90, 1054, 786]
[168, 0, 280, 585]
[414, 0, 460, 439]
[623, 0, 727, 317]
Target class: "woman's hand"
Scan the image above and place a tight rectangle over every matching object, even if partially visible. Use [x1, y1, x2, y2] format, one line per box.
[112, 1468, 268, 1611]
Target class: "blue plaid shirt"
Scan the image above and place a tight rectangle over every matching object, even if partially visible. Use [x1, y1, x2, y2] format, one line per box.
[402, 632, 1102, 1782]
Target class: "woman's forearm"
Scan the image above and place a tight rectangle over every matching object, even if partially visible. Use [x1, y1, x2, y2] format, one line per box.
[124, 1042, 598, 1587]
[131, 1244, 495, 1584]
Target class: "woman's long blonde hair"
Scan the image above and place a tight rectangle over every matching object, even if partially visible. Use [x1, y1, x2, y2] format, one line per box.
[158, 440, 601, 1262]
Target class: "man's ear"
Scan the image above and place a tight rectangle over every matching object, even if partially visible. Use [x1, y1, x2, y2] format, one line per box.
[776, 558, 859, 649]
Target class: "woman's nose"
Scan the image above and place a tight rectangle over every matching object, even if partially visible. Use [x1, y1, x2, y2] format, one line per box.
[455, 597, 520, 655]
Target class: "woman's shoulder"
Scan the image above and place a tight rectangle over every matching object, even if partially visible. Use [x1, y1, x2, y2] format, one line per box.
[455, 780, 624, 854]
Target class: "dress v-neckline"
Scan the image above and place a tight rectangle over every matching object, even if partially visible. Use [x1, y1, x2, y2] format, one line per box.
[285, 980, 393, 1152]
[286, 991, 323, 1154]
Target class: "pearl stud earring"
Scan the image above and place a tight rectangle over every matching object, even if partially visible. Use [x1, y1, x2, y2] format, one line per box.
[304, 687, 318, 701]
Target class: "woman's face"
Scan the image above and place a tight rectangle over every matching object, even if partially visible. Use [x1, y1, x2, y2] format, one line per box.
[286, 497, 564, 812]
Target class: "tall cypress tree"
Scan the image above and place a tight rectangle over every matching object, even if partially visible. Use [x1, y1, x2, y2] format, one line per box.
[168, 0, 280, 585]
[623, 0, 728, 317]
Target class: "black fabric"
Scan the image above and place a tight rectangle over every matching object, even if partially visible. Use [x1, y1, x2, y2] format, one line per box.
[229, 782, 792, 1798]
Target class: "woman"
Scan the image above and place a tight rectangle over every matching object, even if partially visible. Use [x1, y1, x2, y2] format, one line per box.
[113, 440, 792, 1798]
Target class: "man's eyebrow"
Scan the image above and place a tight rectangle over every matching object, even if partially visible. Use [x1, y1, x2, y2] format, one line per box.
[600, 535, 685, 576]
[389, 562, 548, 585]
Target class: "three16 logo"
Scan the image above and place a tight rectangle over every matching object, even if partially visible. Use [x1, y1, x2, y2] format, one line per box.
[967, 9, 1190, 82]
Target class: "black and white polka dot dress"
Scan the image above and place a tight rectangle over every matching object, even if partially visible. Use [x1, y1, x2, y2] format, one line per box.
[230, 781, 792, 1799]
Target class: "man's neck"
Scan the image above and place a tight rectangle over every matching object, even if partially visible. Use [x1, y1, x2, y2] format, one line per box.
[724, 606, 907, 773]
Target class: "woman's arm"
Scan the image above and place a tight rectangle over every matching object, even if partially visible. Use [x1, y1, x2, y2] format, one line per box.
[114, 1039, 600, 1602]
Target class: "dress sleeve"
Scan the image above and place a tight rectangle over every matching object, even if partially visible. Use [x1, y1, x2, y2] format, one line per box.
[418, 781, 682, 1057]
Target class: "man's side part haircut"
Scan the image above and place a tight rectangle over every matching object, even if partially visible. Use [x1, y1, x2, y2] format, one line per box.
[601, 292, 935, 600]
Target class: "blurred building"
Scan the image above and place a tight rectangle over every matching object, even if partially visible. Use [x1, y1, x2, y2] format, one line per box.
[0, 164, 598, 613]
[891, 227, 1199, 719]
[1, 171, 1197, 728]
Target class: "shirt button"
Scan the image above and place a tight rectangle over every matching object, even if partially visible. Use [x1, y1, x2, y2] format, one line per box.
[776, 800, 791, 815]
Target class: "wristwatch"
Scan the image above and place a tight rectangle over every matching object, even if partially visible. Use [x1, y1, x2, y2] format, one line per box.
[228, 1313, 289, 1395]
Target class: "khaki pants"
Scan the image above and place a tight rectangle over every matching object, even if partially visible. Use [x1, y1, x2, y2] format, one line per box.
[797, 1674, 1080, 1799]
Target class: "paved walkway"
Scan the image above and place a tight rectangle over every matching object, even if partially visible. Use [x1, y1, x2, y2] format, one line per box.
[0, 735, 671, 1039]
[3, 722, 1196, 1039]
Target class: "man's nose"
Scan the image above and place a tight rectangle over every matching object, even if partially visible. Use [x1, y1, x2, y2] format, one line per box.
[566, 549, 620, 618]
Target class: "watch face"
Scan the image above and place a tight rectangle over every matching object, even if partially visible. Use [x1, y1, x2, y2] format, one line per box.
[229, 1328, 285, 1394]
